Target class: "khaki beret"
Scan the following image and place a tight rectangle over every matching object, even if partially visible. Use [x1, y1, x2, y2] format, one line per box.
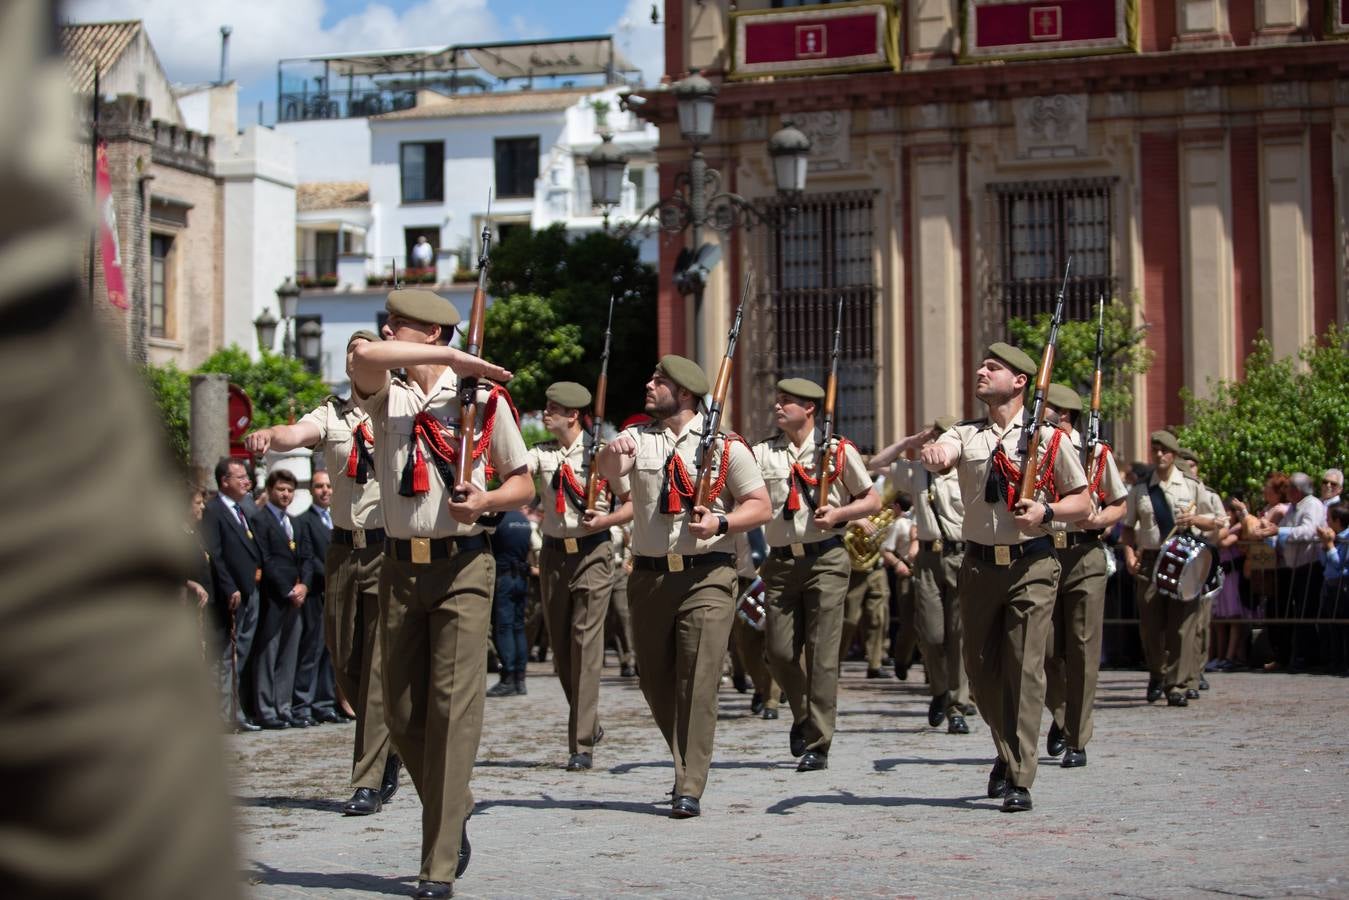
[657, 354, 710, 397]
[1150, 430, 1181, 453]
[986, 342, 1038, 377]
[386, 288, 461, 327]
[545, 381, 592, 409]
[1177, 446, 1199, 463]
[777, 377, 825, 401]
[932, 415, 959, 433]
[1046, 382, 1083, 412]
[347, 329, 380, 348]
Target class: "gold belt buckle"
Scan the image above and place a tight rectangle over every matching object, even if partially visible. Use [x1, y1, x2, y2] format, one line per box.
[932, 538, 943, 554]
[1053, 531, 1067, 550]
[564, 537, 579, 554]
[289, 540, 296, 552]
[790, 542, 805, 559]
[352, 528, 366, 550]
[994, 545, 1012, 566]
[666, 553, 685, 573]
[254, 568, 262, 583]
[411, 537, 432, 565]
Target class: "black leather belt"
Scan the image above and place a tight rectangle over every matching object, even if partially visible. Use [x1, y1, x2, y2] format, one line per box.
[919, 538, 966, 554]
[542, 532, 611, 556]
[768, 535, 844, 561]
[1063, 530, 1104, 548]
[333, 526, 386, 547]
[967, 536, 1056, 566]
[384, 534, 490, 562]
[632, 552, 735, 573]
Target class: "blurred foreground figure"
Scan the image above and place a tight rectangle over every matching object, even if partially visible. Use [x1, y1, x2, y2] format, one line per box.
[0, 3, 239, 897]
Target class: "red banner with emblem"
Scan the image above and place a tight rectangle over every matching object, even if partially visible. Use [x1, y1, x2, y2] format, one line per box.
[731, 1, 897, 80]
[963, 0, 1137, 60]
[95, 141, 128, 310]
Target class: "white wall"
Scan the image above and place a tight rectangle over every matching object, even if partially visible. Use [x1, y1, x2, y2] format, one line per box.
[276, 117, 373, 183]
[219, 126, 297, 355]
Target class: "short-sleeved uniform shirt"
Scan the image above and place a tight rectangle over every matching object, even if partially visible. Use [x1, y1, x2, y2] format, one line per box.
[751, 432, 873, 548]
[621, 412, 765, 558]
[1050, 429, 1128, 535]
[889, 459, 964, 543]
[528, 435, 631, 540]
[1122, 465, 1201, 551]
[358, 370, 529, 540]
[298, 397, 383, 531]
[935, 416, 1089, 546]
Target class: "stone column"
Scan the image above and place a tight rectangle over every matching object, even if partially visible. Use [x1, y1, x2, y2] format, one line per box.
[189, 372, 228, 491]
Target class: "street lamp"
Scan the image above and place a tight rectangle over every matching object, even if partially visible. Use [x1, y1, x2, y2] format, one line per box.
[297, 319, 323, 365]
[253, 307, 278, 354]
[587, 132, 629, 230]
[673, 71, 717, 145]
[275, 276, 302, 358]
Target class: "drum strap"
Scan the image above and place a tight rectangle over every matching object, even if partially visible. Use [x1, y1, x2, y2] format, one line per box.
[1147, 483, 1175, 537]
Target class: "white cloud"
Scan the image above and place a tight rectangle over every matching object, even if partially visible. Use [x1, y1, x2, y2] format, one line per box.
[608, 0, 664, 87]
[66, 0, 505, 88]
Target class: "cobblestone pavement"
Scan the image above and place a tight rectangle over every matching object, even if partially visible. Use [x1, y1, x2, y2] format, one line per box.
[235, 660, 1349, 898]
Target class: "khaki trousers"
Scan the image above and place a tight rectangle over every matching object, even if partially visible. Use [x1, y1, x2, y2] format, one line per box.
[628, 562, 737, 800]
[1134, 551, 1199, 695]
[731, 584, 779, 712]
[959, 550, 1061, 790]
[1190, 594, 1213, 688]
[763, 545, 850, 754]
[606, 566, 636, 667]
[890, 570, 918, 671]
[841, 566, 890, 671]
[1044, 541, 1107, 749]
[540, 542, 613, 754]
[380, 549, 493, 884]
[912, 547, 970, 712]
[325, 541, 392, 790]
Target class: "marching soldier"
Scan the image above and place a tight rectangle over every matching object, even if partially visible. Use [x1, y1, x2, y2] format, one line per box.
[922, 343, 1091, 812]
[840, 545, 890, 680]
[245, 330, 402, 815]
[1120, 430, 1206, 708]
[872, 416, 972, 734]
[349, 289, 532, 900]
[1040, 384, 1127, 769]
[753, 378, 880, 772]
[1177, 447, 1228, 695]
[597, 355, 771, 818]
[527, 381, 633, 771]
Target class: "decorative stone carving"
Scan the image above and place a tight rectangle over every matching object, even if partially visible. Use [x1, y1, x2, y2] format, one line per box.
[790, 110, 850, 172]
[971, 100, 997, 127]
[1107, 92, 1135, 117]
[1185, 86, 1220, 113]
[1014, 94, 1088, 158]
[741, 116, 766, 141]
[1265, 81, 1307, 108]
[918, 103, 946, 129]
[868, 106, 895, 130]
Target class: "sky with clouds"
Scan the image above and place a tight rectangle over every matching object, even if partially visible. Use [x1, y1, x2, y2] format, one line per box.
[67, 0, 664, 125]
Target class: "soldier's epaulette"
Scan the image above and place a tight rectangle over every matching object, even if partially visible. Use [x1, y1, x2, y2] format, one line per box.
[956, 417, 986, 428]
[535, 439, 560, 450]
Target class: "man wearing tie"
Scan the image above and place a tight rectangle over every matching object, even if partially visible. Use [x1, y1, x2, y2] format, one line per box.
[253, 469, 316, 728]
[201, 457, 265, 731]
[294, 470, 342, 725]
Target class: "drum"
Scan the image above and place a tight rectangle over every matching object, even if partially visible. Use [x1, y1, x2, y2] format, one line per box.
[736, 575, 767, 631]
[1152, 534, 1220, 601]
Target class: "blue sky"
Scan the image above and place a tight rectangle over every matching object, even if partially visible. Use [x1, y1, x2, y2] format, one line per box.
[68, 0, 663, 125]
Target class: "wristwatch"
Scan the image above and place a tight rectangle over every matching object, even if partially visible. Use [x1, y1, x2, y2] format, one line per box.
[716, 514, 729, 535]
[1041, 502, 1054, 524]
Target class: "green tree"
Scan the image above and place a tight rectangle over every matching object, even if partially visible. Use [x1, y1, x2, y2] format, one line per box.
[1177, 326, 1349, 501]
[474, 293, 584, 410]
[1007, 292, 1154, 421]
[198, 345, 332, 430]
[486, 224, 658, 423]
[140, 361, 192, 467]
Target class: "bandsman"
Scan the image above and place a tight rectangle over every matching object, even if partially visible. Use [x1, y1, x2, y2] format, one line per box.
[1177, 446, 1228, 695]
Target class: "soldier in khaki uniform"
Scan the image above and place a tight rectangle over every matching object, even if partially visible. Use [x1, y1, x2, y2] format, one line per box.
[244, 330, 401, 815]
[841, 552, 890, 678]
[752, 378, 879, 771]
[350, 290, 531, 900]
[1039, 384, 1127, 769]
[527, 381, 633, 771]
[923, 344, 1091, 812]
[1177, 447, 1227, 695]
[731, 529, 780, 719]
[598, 355, 771, 818]
[1120, 430, 1209, 708]
[872, 416, 973, 734]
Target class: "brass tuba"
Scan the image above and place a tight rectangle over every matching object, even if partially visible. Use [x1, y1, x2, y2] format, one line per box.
[844, 482, 900, 569]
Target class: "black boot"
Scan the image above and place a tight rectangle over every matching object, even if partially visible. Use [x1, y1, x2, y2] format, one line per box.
[514, 669, 527, 695]
[486, 673, 516, 698]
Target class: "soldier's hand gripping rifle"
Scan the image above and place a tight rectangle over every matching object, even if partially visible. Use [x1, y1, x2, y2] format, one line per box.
[452, 193, 492, 502]
[1015, 257, 1070, 503]
[814, 294, 845, 516]
[584, 291, 616, 511]
[1085, 294, 1106, 476]
[693, 272, 751, 511]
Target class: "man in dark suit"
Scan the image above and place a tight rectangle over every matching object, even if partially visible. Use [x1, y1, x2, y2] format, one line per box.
[253, 468, 316, 728]
[294, 469, 342, 724]
[201, 457, 266, 731]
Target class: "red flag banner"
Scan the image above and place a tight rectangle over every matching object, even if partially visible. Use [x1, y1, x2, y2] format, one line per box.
[95, 141, 128, 310]
[962, 0, 1137, 61]
[731, 1, 898, 80]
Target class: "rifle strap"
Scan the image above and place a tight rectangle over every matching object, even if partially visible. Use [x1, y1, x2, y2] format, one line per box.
[988, 428, 1065, 512]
